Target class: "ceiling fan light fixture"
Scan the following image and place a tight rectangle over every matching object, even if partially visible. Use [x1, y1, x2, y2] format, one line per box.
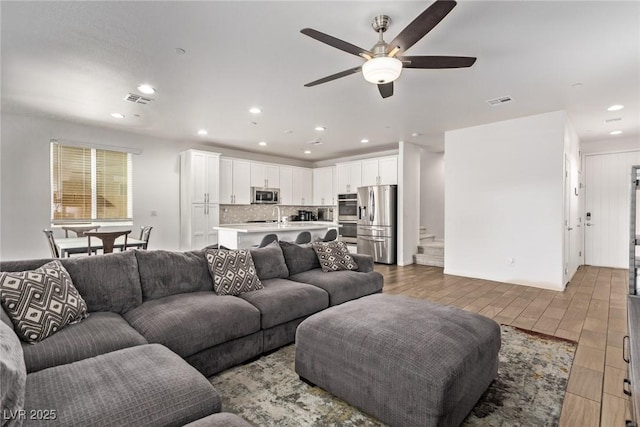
[362, 56, 402, 84]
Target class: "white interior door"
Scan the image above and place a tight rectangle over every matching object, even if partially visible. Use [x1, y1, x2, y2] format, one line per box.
[564, 155, 571, 283]
[584, 150, 640, 267]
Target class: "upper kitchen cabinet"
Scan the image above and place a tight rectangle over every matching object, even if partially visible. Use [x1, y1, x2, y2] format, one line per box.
[180, 150, 220, 204]
[292, 167, 313, 205]
[280, 166, 313, 205]
[361, 156, 398, 186]
[279, 166, 293, 205]
[250, 162, 279, 189]
[220, 158, 251, 204]
[336, 162, 362, 194]
[313, 166, 335, 206]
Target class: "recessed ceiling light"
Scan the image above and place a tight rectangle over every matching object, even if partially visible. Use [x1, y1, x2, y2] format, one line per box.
[258, 141, 267, 146]
[197, 129, 208, 136]
[314, 126, 326, 131]
[607, 104, 624, 111]
[610, 130, 623, 135]
[249, 107, 262, 114]
[137, 84, 155, 94]
[303, 150, 311, 154]
[360, 139, 369, 143]
[411, 132, 423, 137]
[111, 113, 125, 119]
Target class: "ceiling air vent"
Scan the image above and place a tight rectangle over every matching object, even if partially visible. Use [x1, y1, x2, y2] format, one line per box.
[486, 96, 513, 106]
[124, 93, 154, 104]
[605, 117, 622, 123]
[308, 140, 323, 146]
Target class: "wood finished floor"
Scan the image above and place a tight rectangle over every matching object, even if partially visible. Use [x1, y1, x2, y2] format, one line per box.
[374, 263, 629, 427]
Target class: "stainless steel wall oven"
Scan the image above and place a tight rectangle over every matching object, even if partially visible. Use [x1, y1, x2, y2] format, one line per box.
[337, 193, 358, 221]
[339, 220, 357, 244]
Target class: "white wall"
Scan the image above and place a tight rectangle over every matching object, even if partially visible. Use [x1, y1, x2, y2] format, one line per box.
[444, 111, 567, 290]
[0, 113, 313, 260]
[398, 141, 421, 266]
[420, 150, 445, 239]
[581, 136, 640, 154]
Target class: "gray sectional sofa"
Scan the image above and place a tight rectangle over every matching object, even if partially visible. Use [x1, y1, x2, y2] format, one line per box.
[0, 241, 383, 426]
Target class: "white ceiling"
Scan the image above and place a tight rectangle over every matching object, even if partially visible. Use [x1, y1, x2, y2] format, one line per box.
[2, 1, 638, 161]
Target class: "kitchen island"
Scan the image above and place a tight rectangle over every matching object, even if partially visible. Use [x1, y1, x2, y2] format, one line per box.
[214, 222, 338, 249]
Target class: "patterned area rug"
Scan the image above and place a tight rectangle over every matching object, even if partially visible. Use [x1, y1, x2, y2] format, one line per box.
[209, 325, 576, 427]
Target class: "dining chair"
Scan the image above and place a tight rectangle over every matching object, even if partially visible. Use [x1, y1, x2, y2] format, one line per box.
[295, 231, 312, 244]
[257, 233, 278, 248]
[86, 230, 131, 255]
[320, 229, 338, 242]
[138, 226, 153, 250]
[43, 229, 61, 258]
[62, 225, 101, 238]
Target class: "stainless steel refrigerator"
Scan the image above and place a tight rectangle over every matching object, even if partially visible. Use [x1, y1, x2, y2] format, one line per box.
[357, 185, 397, 264]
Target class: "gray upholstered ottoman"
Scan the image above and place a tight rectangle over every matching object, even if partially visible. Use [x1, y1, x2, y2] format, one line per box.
[295, 294, 501, 427]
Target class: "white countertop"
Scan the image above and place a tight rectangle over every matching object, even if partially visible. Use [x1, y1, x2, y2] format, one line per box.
[214, 221, 338, 233]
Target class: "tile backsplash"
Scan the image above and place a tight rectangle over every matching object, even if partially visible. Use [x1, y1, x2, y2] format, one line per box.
[220, 205, 333, 224]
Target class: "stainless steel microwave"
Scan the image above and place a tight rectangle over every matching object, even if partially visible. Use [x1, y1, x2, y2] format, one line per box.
[251, 187, 280, 204]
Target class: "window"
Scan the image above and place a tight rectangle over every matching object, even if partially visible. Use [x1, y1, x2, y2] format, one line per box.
[51, 142, 132, 223]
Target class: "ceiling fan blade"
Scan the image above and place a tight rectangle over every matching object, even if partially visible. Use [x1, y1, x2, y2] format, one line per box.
[387, 0, 457, 55]
[301, 28, 372, 58]
[304, 66, 362, 87]
[401, 55, 476, 69]
[378, 82, 394, 98]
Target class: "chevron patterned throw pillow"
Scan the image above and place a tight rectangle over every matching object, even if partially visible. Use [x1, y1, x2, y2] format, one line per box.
[0, 261, 88, 344]
[205, 249, 264, 296]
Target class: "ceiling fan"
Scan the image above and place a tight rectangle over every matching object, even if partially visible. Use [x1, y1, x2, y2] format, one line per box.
[301, 0, 476, 99]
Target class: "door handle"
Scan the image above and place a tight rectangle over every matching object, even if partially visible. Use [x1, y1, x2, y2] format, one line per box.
[567, 227, 573, 231]
[586, 223, 594, 226]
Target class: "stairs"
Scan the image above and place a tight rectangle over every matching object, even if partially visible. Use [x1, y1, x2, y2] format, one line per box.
[414, 226, 444, 267]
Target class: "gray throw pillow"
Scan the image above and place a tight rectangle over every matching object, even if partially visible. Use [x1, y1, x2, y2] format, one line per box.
[279, 241, 321, 275]
[249, 241, 290, 280]
[311, 241, 359, 272]
[0, 261, 89, 344]
[205, 249, 264, 296]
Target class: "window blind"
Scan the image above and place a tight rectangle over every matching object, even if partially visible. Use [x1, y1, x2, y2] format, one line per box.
[51, 142, 132, 223]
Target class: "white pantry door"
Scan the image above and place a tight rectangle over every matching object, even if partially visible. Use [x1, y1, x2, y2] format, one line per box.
[584, 151, 640, 267]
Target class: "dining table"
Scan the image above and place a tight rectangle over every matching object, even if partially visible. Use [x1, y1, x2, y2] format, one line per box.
[56, 236, 147, 257]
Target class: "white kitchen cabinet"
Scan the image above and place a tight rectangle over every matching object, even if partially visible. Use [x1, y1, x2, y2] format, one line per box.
[336, 162, 362, 194]
[378, 156, 398, 185]
[220, 158, 251, 204]
[313, 166, 335, 206]
[179, 150, 221, 250]
[185, 203, 219, 250]
[281, 166, 313, 205]
[292, 167, 313, 205]
[361, 156, 397, 186]
[180, 150, 220, 204]
[279, 166, 293, 205]
[250, 162, 279, 189]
